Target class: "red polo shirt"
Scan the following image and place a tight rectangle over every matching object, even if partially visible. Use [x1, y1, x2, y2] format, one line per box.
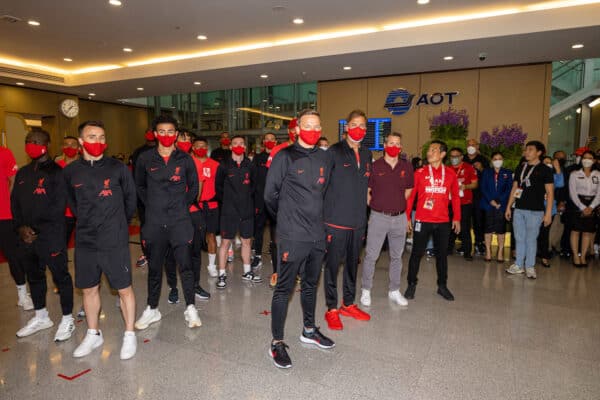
[406, 164, 461, 223]
[0, 147, 18, 220]
[451, 162, 477, 205]
[368, 157, 414, 214]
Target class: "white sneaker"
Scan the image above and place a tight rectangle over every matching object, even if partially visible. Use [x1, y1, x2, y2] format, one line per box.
[526, 267, 537, 279]
[184, 305, 202, 328]
[505, 264, 524, 275]
[17, 293, 34, 311]
[120, 332, 137, 360]
[360, 289, 371, 307]
[54, 316, 75, 342]
[207, 264, 218, 278]
[16, 316, 54, 338]
[134, 306, 162, 330]
[388, 290, 408, 306]
[73, 330, 104, 358]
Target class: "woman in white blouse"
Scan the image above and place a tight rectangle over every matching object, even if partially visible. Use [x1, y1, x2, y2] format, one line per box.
[569, 150, 600, 267]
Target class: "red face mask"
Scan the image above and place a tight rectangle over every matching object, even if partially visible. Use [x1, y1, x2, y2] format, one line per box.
[232, 145, 245, 156]
[220, 138, 231, 147]
[145, 130, 155, 141]
[25, 143, 47, 159]
[83, 141, 107, 157]
[63, 147, 78, 158]
[263, 140, 276, 150]
[177, 142, 192, 153]
[384, 146, 401, 158]
[157, 135, 177, 148]
[193, 148, 208, 158]
[299, 129, 321, 146]
[347, 127, 367, 142]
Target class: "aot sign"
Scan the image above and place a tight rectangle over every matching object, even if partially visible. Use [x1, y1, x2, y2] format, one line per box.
[384, 88, 459, 116]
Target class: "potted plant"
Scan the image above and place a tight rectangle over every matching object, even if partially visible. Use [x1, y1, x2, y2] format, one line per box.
[479, 124, 527, 171]
[422, 107, 469, 159]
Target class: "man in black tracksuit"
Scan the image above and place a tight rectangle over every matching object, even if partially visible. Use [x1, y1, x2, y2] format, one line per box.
[323, 110, 372, 331]
[251, 132, 278, 277]
[265, 109, 335, 369]
[12, 130, 75, 341]
[134, 115, 201, 330]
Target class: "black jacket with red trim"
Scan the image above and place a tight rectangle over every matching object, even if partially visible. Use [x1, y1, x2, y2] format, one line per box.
[252, 151, 269, 212]
[215, 156, 256, 219]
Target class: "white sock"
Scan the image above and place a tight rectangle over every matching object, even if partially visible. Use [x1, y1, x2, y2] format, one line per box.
[216, 235, 222, 247]
[243, 264, 251, 274]
[62, 314, 73, 322]
[16, 284, 27, 294]
[35, 308, 49, 320]
[208, 253, 216, 266]
[124, 330, 135, 337]
[88, 329, 99, 335]
[219, 269, 226, 277]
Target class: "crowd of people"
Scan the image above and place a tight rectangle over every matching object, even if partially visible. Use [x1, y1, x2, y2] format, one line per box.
[1, 109, 599, 369]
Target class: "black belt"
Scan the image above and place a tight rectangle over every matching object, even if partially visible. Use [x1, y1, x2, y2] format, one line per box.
[372, 208, 404, 217]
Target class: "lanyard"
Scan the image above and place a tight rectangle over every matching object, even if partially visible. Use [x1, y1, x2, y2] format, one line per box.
[519, 162, 536, 187]
[428, 164, 445, 188]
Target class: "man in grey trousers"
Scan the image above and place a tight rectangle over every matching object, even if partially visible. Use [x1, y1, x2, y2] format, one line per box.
[360, 132, 414, 307]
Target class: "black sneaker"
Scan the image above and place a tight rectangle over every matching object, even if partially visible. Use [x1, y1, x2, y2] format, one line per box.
[456, 247, 465, 256]
[168, 287, 179, 304]
[300, 327, 335, 349]
[242, 271, 263, 283]
[437, 286, 455, 301]
[251, 255, 262, 269]
[269, 341, 292, 369]
[216, 275, 227, 289]
[404, 284, 416, 300]
[195, 286, 211, 300]
[425, 249, 435, 258]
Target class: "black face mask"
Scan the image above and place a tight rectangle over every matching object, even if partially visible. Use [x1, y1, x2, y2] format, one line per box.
[556, 158, 566, 167]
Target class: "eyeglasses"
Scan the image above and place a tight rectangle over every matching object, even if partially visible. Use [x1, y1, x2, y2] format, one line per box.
[157, 129, 176, 136]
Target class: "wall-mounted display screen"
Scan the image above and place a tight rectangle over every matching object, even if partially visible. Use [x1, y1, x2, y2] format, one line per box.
[338, 118, 391, 151]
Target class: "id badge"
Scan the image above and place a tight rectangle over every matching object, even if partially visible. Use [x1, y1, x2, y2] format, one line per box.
[525, 179, 531, 188]
[459, 189, 465, 198]
[424, 198, 434, 210]
[414, 222, 422, 232]
[514, 188, 523, 199]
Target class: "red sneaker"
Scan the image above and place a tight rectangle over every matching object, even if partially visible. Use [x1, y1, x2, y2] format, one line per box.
[339, 304, 371, 321]
[324, 309, 343, 330]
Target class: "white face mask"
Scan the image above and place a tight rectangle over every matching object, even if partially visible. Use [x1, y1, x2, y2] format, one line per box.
[544, 163, 553, 169]
[319, 146, 328, 151]
[582, 159, 594, 168]
[450, 157, 461, 166]
[492, 160, 503, 169]
[467, 146, 477, 155]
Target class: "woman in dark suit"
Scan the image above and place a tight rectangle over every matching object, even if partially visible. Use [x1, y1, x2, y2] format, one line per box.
[479, 152, 513, 262]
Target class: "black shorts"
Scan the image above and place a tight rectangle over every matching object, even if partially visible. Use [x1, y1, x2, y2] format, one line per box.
[200, 207, 220, 234]
[74, 247, 132, 290]
[220, 215, 253, 239]
[485, 208, 507, 234]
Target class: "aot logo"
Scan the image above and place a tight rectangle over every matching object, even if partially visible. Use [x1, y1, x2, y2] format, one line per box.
[385, 89, 459, 116]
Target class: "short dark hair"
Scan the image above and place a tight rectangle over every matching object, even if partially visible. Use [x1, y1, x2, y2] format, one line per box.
[78, 120, 104, 136]
[526, 140, 545, 156]
[430, 140, 448, 153]
[64, 135, 79, 142]
[491, 151, 504, 158]
[193, 136, 208, 145]
[385, 132, 402, 142]
[553, 150, 565, 158]
[27, 129, 50, 144]
[264, 132, 276, 139]
[152, 115, 178, 132]
[318, 137, 328, 142]
[230, 135, 245, 143]
[346, 109, 367, 123]
[449, 147, 463, 155]
[297, 109, 320, 124]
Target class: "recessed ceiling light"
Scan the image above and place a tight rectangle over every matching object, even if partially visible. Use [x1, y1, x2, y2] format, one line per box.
[137, 87, 144, 91]
[572, 43, 584, 49]
[576, 107, 581, 114]
[197, 35, 207, 40]
[63, 58, 73, 62]
[292, 18, 304, 24]
[260, 74, 269, 79]
[88, 93, 96, 96]
[589, 97, 600, 108]
[443, 56, 454, 60]
[27, 20, 40, 26]
[123, 47, 133, 52]
[343, 66, 352, 70]
[109, 0, 122, 5]
[16, 82, 25, 86]
[193, 81, 201, 85]
[417, 0, 430, 4]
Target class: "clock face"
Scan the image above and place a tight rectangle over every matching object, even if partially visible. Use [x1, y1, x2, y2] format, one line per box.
[60, 99, 79, 118]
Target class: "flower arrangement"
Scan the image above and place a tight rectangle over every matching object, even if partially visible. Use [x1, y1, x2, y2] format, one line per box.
[422, 108, 469, 158]
[479, 124, 527, 171]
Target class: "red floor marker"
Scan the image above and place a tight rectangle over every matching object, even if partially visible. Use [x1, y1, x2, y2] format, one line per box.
[57, 368, 92, 381]
[143, 339, 150, 343]
[1, 348, 9, 352]
[259, 310, 271, 316]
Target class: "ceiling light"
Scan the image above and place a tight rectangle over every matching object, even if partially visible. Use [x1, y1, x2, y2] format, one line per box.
[63, 58, 73, 62]
[589, 97, 600, 108]
[572, 43, 584, 49]
[123, 47, 133, 52]
[109, 0, 122, 5]
[27, 20, 40, 26]
[343, 66, 352, 70]
[260, 74, 269, 79]
[16, 82, 25, 86]
[576, 107, 581, 114]
[443, 56, 454, 60]
[197, 35, 208, 40]
[292, 18, 304, 24]
[88, 93, 96, 96]
[137, 87, 144, 91]
[193, 81, 201, 85]
[418, 0, 430, 4]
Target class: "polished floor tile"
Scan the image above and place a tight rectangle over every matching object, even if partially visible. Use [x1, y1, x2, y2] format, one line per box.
[1, 240, 599, 400]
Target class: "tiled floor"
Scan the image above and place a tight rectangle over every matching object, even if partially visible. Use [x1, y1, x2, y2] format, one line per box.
[1, 240, 599, 400]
